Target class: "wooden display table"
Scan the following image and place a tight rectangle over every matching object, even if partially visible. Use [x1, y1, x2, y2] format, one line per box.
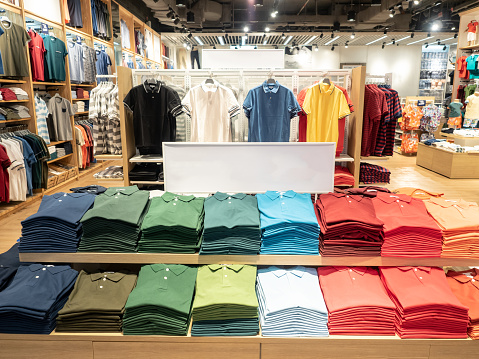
[416, 143, 479, 178]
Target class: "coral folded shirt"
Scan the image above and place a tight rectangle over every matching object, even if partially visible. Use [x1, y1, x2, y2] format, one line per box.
[424, 198, 479, 233]
[447, 269, 479, 324]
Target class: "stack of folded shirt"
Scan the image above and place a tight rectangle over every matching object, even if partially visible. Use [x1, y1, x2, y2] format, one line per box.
[138, 192, 204, 253]
[334, 166, 355, 187]
[71, 90, 77, 99]
[5, 105, 30, 118]
[380, 266, 469, 338]
[93, 165, 123, 179]
[0, 88, 18, 101]
[19, 192, 95, 252]
[78, 186, 149, 252]
[318, 266, 395, 335]
[191, 264, 259, 336]
[256, 190, 320, 255]
[0, 264, 78, 334]
[423, 198, 479, 258]
[56, 270, 137, 332]
[0, 108, 6, 121]
[2, 107, 21, 119]
[56, 146, 66, 158]
[76, 101, 85, 113]
[128, 163, 163, 182]
[371, 192, 443, 257]
[8, 87, 28, 100]
[360, 163, 391, 184]
[446, 268, 479, 339]
[200, 192, 261, 255]
[257, 266, 328, 337]
[316, 193, 384, 256]
[123, 264, 197, 335]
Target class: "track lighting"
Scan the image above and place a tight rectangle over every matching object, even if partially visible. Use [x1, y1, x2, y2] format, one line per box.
[331, 46, 335, 51]
[244, 25, 249, 32]
[331, 33, 334, 39]
[320, 33, 324, 39]
[351, 33, 355, 39]
[411, 32, 415, 38]
[347, 10, 356, 22]
[281, 33, 286, 39]
[173, 17, 180, 25]
[314, 44, 318, 51]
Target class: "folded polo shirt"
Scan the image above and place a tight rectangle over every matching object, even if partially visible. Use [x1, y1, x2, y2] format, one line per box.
[5, 105, 30, 118]
[0, 243, 34, 291]
[8, 87, 29, 100]
[0, 88, 17, 101]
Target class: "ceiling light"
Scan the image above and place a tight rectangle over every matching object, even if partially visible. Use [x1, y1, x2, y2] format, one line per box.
[244, 25, 249, 32]
[331, 46, 335, 51]
[443, 45, 447, 50]
[414, 0, 419, 4]
[427, 32, 431, 37]
[173, 17, 180, 25]
[218, 36, 225, 45]
[325, 35, 340, 45]
[271, 11, 277, 18]
[265, 26, 270, 32]
[365, 35, 387, 45]
[183, 43, 187, 48]
[425, 43, 429, 48]
[320, 33, 324, 39]
[194, 36, 204, 45]
[451, 26, 456, 31]
[347, 10, 356, 22]
[222, 25, 226, 32]
[176, 0, 187, 8]
[166, 10, 174, 18]
[263, 39, 268, 45]
[254, 0, 263, 7]
[304, 35, 317, 46]
[283, 35, 293, 45]
[186, 44, 191, 51]
[281, 33, 286, 39]
[345, 42, 349, 48]
[389, 10, 394, 18]
[392, 39, 396, 44]
[274, 45, 278, 49]
[382, 43, 385, 49]
[431, 21, 441, 31]
[213, 45, 216, 49]
[386, 36, 409, 45]
[351, 33, 355, 39]
[454, 33, 458, 38]
[384, 30, 388, 35]
[314, 44, 318, 51]
[407, 36, 433, 45]
[187, 11, 195, 23]
[330, 33, 334, 39]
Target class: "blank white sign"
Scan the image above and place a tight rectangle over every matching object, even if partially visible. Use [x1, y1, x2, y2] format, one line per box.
[163, 143, 335, 194]
[202, 49, 285, 69]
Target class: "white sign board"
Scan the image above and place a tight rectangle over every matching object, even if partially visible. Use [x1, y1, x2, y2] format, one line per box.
[163, 143, 335, 194]
[24, 0, 62, 24]
[202, 49, 284, 69]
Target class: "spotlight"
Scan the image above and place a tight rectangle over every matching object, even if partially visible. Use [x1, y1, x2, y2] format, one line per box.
[451, 26, 456, 31]
[274, 45, 278, 49]
[345, 41, 349, 48]
[389, 10, 394, 18]
[454, 33, 458, 38]
[213, 45, 216, 49]
[331, 33, 334, 39]
[314, 44, 318, 51]
[425, 43, 429, 48]
[281, 32, 286, 39]
[320, 33, 324, 39]
[443, 45, 447, 50]
[173, 17, 180, 25]
[431, 21, 441, 31]
[347, 10, 356, 22]
[187, 11, 195, 23]
[183, 43, 187, 48]
[382, 43, 385, 49]
[225, 33, 228, 39]
[414, 0, 419, 4]
[392, 39, 395, 44]
[411, 32, 415, 38]
[331, 46, 335, 51]
[384, 29, 388, 35]
[265, 26, 270, 32]
[427, 32, 431, 37]
[271, 11, 277, 18]
[351, 33, 355, 39]
[253, 0, 263, 6]
[244, 25, 249, 32]
[166, 10, 174, 18]
[176, 0, 187, 8]
[222, 25, 226, 32]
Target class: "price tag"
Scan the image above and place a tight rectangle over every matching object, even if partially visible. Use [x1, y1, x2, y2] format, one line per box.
[41, 23, 49, 35]
[417, 100, 426, 106]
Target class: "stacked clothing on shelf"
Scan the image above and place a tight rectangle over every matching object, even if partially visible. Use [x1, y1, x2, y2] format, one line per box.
[93, 165, 123, 179]
[359, 163, 391, 184]
[333, 166, 355, 187]
[380, 266, 469, 338]
[0, 87, 28, 102]
[424, 198, 479, 258]
[316, 192, 384, 256]
[78, 186, 149, 252]
[318, 266, 396, 335]
[191, 264, 259, 336]
[19, 192, 95, 252]
[256, 190, 320, 255]
[446, 268, 479, 339]
[0, 244, 31, 291]
[123, 264, 197, 335]
[8, 87, 29, 100]
[361, 84, 402, 157]
[138, 192, 204, 253]
[371, 192, 443, 257]
[200, 192, 261, 255]
[92, 0, 111, 40]
[89, 81, 121, 155]
[56, 270, 137, 332]
[135, 30, 145, 56]
[257, 266, 328, 337]
[128, 163, 163, 182]
[0, 264, 78, 334]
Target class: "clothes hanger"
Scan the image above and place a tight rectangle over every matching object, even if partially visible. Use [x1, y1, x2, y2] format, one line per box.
[322, 78, 331, 85]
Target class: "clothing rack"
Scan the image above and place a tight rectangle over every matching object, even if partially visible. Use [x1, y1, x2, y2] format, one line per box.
[0, 124, 29, 134]
[366, 73, 392, 86]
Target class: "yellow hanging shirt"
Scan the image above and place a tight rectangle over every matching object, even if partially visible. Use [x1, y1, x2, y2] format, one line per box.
[302, 82, 351, 145]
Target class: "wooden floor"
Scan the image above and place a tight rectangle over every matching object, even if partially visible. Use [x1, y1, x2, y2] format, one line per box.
[1, 155, 478, 253]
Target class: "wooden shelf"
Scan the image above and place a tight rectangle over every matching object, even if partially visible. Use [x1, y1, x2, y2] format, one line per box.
[71, 83, 96, 87]
[72, 98, 89, 101]
[129, 154, 163, 163]
[0, 117, 31, 124]
[94, 37, 113, 47]
[17, 253, 479, 266]
[0, 100, 29, 103]
[459, 44, 479, 51]
[32, 81, 66, 86]
[48, 140, 70, 147]
[47, 153, 73, 164]
[129, 180, 164, 185]
[0, 78, 27, 84]
[95, 154, 122, 160]
[360, 156, 391, 161]
[335, 154, 354, 162]
[65, 26, 93, 41]
[74, 111, 89, 115]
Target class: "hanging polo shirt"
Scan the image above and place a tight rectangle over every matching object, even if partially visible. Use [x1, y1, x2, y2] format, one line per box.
[302, 82, 351, 145]
[95, 50, 111, 76]
[243, 81, 301, 142]
[120, 19, 130, 49]
[28, 30, 45, 82]
[68, 41, 84, 83]
[0, 144, 11, 203]
[465, 94, 479, 119]
[124, 80, 182, 154]
[182, 80, 240, 142]
[42, 35, 68, 82]
[0, 21, 30, 77]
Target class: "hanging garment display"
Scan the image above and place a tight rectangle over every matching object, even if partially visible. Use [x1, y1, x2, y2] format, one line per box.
[95, 49, 112, 76]
[66, 0, 83, 28]
[182, 79, 240, 142]
[42, 35, 68, 82]
[47, 94, 74, 141]
[120, 19, 130, 49]
[27, 29, 46, 82]
[68, 41, 84, 83]
[0, 20, 30, 77]
[243, 80, 301, 142]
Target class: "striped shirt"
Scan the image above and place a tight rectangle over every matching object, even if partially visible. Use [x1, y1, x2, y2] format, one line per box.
[34, 95, 50, 145]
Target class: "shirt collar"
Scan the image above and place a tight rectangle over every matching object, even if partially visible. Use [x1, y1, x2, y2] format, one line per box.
[212, 192, 247, 201]
[103, 186, 140, 197]
[326, 192, 364, 202]
[264, 190, 296, 200]
[262, 80, 280, 93]
[332, 266, 368, 276]
[161, 192, 196, 203]
[375, 192, 412, 204]
[51, 192, 92, 199]
[150, 264, 188, 276]
[90, 271, 128, 282]
[201, 79, 219, 93]
[271, 266, 306, 278]
[397, 266, 431, 273]
[143, 80, 161, 93]
[428, 197, 477, 209]
[28, 264, 71, 275]
[208, 264, 245, 272]
[319, 82, 335, 95]
[447, 269, 479, 284]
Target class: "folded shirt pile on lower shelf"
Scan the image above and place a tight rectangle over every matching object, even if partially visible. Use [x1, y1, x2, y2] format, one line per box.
[316, 192, 384, 256]
[200, 192, 261, 255]
[318, 266, 396, 335]
[138, 192, 204, 253]
[191, 264, 259, 336]
[257, 191, 320, 255]
[424, 198, 479, 258]
[371, 192, 443, 257]
[78, 186, 149, 252]
[447, 268, 479, 339]
[0, 105, 30, 121]
[333, 166, 355, 187]
[56, 270, 137, 332]
[123, 264, 197, 335]
[380, 266, 469, 338]
[19, 192, 95, 252]
[257, 266, 328, 337]
[93, 165, 123, 179]
[128, 163, 163, 182]
[0, 87, 28, 101]
[359, 163, 391, 184]
[0, 264, 78, 334]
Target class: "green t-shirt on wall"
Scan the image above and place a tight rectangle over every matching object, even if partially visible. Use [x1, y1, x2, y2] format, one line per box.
[42, 35, 68, 82]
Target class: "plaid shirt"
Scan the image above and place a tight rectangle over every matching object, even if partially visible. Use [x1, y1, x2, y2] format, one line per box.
[374, 88, 402, 156]
[360, 163, 391, 184]
[362, 85, 388, 157]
